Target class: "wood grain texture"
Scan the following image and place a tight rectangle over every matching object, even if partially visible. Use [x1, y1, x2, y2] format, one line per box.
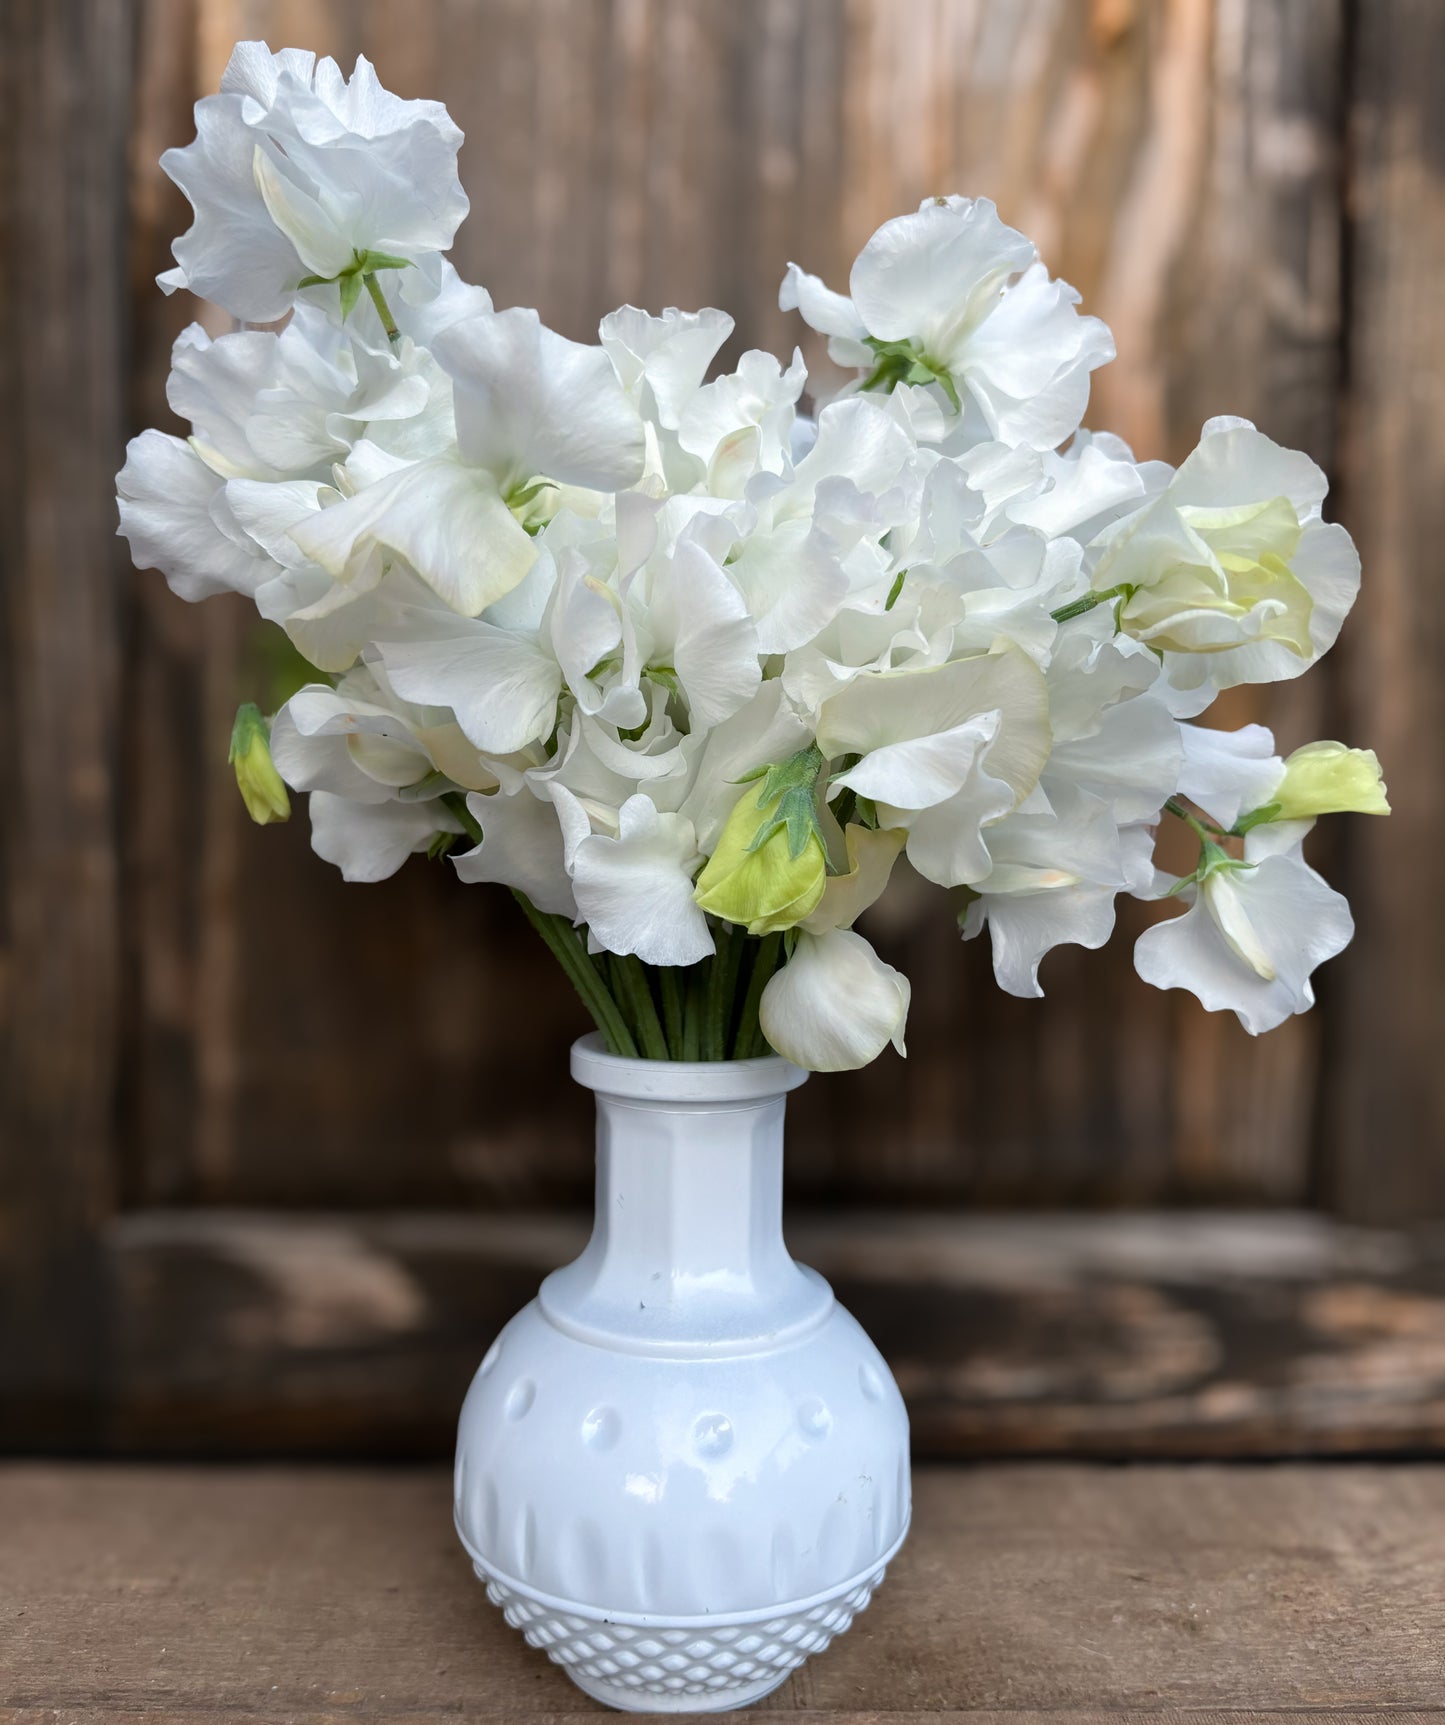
[0, 0, 132, 1434]
[4, 1462, 1445, 1716]
[1326, 0, 1445, 1223]
[103, 0, 1372, 1216]
[102, 1208, 1445, 1459]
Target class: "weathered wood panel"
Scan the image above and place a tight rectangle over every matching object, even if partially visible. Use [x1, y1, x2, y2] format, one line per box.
[1327, 0, 1445, 1223]
[117, 0, 1368, 1213]
[0, 0, 133, 1437]
[105, 1208, 1445, 1458]
[6, 1462, 1445, 1716]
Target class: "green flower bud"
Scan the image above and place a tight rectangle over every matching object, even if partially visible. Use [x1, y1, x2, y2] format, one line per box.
[1271, 741, 1390, 820]
[694, 786, 827, 936]
[228, 702, 290, 826]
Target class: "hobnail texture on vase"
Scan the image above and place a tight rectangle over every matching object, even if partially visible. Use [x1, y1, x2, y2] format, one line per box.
[454, 1038, 912, 1712]
[476, 1559, 891, 1712]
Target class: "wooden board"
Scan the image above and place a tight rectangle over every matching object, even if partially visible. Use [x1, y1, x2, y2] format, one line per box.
[0, 0, 131, 1434]
[100, 1208, 1445, 1459]
[1325, 0, 1445, 1223]
[4, 1461, 1445, 1718]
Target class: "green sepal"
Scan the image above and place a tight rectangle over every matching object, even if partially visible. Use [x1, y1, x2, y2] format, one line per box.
[354, 250, 413, 275]
[1168, 837, 1257, 897]
[1232, 802, 1282, 837]
[742, 746, 827, 861]
[507, 477, 558, 509]
[338, 270, 363, 321]
[859, 336, 962, 412]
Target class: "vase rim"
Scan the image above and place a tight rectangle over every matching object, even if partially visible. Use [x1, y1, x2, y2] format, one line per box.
[570, 1032, 808, 1102]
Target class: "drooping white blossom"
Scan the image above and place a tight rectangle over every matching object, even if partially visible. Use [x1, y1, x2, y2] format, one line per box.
[1133, 828, 1354, 1034]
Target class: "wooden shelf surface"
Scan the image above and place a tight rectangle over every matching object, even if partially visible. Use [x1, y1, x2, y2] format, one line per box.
[4, 1462, 1444, 1720]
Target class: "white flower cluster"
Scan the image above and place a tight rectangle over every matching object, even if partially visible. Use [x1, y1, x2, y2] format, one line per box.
[119, 44, 1388, 1070]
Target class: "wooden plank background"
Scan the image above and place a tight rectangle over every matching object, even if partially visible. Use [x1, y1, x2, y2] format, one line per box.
[4, 0, 1441, 1259]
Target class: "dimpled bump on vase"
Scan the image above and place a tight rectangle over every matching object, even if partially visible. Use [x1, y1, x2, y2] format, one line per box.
[454, 1036, 911, 1713]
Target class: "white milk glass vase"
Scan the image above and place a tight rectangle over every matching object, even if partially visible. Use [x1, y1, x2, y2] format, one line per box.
[454, 1034, 911, 1713]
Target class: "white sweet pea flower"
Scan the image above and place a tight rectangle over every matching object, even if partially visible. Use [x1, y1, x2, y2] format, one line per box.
[959, 626, 1180, 995]
[167, 312, 440, 483]
[159, 42, 469, 321]
[373, 604, 564, 755]
[560, 792, 714, 967]
[962, 800, 1156, 997]
[451, 704, 670, 920]
[116, 429, 274, 601]
[270, 666, 492, 803]
[1133, 830, 1354, 1033]
[308, 792, 462, 883]
[600, 305, 734, 435]
[619, 522, 762, 731]
[1091, 417, 1361, 704]
[782, 196, 1113, 449]
[1175, 722, 1284, 830]
[760, 928, 910, 1072]
[676, 347, 808, 497]
[454, 774, 579, 918]
[724, 395, 922, 654]
[1036, 633, 1181, 822]
[1006, 429, 1171, 543]
[288, 308, 646, 617]
[818, 646, 1052, 886]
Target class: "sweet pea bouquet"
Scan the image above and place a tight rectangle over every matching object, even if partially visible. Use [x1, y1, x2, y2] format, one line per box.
[118, 44, 1389, 1072]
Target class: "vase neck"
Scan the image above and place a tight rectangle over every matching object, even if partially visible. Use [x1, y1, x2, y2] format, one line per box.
[538, 1050, 831, 1356]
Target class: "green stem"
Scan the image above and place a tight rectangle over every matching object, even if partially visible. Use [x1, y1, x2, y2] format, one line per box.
[615, 955, 669, 1061]
[681, 966, 705, 1061]
[510, 889, 638, 1057]
[1050, 582, 1134, 625]
[363, 271, 401, 344]
[606, 954, 640, 1045]
[442, 790, 482, 845]
[659, 967, 685, 1061]
[1164, 796, 1227, 842]
[701, 926, 743, 1060]
[734, 932, 783, 1059]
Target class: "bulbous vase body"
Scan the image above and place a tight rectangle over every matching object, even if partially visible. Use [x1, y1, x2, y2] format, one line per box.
[454, 1034, 911, 1713]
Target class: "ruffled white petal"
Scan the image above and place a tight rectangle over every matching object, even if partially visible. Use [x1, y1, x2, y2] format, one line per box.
[289, 456, 534, 616]
[1134, 849, 1353, 1033]
[375, 612, 561, 753]
[453, 785, 577, 917]
[435, 307, 646, 493]
[1176, 722, 1284, 828]
[309, 791, 458, 882]
[568, 795, 714, 966]
[116, 429, 271, 600]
